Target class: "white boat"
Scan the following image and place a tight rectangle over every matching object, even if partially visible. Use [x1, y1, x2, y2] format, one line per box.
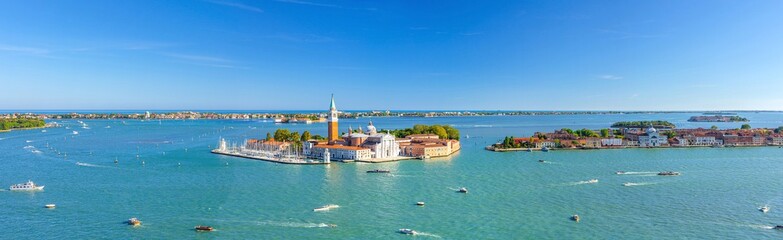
[72, 131, 79, 135]
[760, 205, 770, 213]
[127, 217, 141, 226]
[622, 182, 633, 187]
[9, 180, 45, 191]
[586, 179, 599, 184]
[41, 130, 47, 133]
[398, 228, 418, 235]
[45, 204, 56, 209]
[458, 187, 468, 193]
[416, 202, 425, 206]
[313, 204, 339, 212]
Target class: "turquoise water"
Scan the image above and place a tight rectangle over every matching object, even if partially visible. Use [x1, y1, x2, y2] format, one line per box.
[2, 113, 783, 239]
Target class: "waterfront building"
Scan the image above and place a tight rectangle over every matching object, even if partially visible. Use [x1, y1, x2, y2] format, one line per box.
[306, 143, 372, 160]
[399, 135, 461, 158]
[584, 138, 602, 148]
[601, 138, 623, 147]
[638, 126, 668, 147]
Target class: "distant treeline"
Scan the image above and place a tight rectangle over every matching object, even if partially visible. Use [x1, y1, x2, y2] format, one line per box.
[611, 121, 675, 128]
[0, 118, 46, 131]
[381, 124, 460, 140]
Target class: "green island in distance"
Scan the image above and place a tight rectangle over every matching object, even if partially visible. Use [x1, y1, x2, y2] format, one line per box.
[0, 118, 46, 132]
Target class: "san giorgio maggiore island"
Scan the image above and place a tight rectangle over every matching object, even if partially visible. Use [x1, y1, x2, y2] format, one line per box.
[211, 95, 461, 164]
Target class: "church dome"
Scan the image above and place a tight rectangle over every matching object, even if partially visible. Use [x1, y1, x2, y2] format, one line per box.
[366, 121, 377, 134]
[646, 126, 657, 134]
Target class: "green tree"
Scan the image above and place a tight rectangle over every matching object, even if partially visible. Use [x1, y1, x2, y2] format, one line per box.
[266, 132, 272, 141]
[600, 129, 610, 138]
[710, 125, 718, 130]
[663, 130, 677, 139]
[431, 125, 448, 139]
[775, 126, 783, 134]
[562, 128, 575, 135]
[273, 129, 291, 142]
[301, 131, 311, 142]
[741, 124, 751, 130]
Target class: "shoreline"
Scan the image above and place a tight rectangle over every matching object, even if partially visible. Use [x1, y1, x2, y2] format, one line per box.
[486, 145, 783, 152]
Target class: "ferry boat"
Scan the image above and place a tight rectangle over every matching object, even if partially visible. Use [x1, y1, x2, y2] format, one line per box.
[657, 171, 680, 176]
[195, 225, 214, 231]
[9, 180, 44, 191]
[571, 215, 580, 222]
[457, 187, 468, 193]
[398, 228, 418, 235]
[760, 205, 770, 213]
[127, 218, 141, 226]
[313, 204, 340, 212]
[366, 169, 390, 173]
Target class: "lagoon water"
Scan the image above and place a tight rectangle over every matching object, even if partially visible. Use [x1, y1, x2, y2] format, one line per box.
[2, 113, 783, 239]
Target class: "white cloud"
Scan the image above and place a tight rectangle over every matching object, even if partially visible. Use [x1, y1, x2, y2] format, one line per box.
[205, 0, 263, 13]
[0, 44, 49, 55]
[598, 74, 623, 80]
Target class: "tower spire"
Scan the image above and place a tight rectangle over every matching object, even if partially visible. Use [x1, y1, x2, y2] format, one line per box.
[330, 94, 336, 110]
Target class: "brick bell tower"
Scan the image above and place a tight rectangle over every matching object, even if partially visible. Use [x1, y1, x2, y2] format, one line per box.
[327, 94, 339, 142]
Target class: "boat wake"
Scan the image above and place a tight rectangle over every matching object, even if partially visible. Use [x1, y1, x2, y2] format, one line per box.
[26, 140, 34, 143]
[75, 162, 105, 168]
[745, 224, 775, 230]
[415, 232, 443, 238]
[622, 182, 655, 187]
[616, 171, 657, 175]
[255, 220, 337, 228]
[561, 179, 599, 186]
[24, 145, 35, 149]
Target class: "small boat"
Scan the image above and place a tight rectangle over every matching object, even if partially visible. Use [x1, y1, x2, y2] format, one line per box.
[615, 171, 626, 175]
[195, 225, 214, 231]
[571, 215, 580, 222]
[760, 205, 770, 213]
[541, 147, 549, 152]
[622, 182, 633, 187]
[538, 160, 546, 163]
[127, 218, 141, 226]
[313, 204, 340, 212]
[586, 179, 598, 184]
[775, 225, 783, 230]
[398, 228, 418, 235]
[366, 169, 390, 173]
[526, 148, 532, 152]
[416, 202, 425, 206]
[41, 130, 47, 133]
[72, 131, 79, 135]
[457, 187, 468, 193]
[657, 171, 680, 176]
[45, 204, 56, 209]
[9, 180, 44, 191]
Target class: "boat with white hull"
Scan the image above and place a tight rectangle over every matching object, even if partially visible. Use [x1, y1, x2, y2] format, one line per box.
[9, 180, 44, 191]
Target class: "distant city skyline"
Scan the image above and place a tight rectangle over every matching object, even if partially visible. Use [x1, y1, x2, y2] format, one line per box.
[1, 1, 782, 110]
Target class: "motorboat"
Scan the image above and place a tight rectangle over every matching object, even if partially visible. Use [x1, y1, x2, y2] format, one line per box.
[774, 225, 783, 230]
[45, 204, 56, 209]
[398, 228, 418, 235]
[538, 160, 546, 163]
[72, 131, 79, 135]
[615, 171, 626, 175]
[586, 179, 598, 184]
[195, 225, 214, 231]
[541, 147, 549, 152]
[571, 215, 580, 222]
[313, 204, 340, 212]
[9, 180, 44, 191]
[366, 169, 390, 173]
[657, 171, 680, 176]
[127, 218, 141, 226]
[416, 202, 425, 206]
[622, 182, 634, 187]
[760, 205, 770, 213]
[457, 187, 468, 193]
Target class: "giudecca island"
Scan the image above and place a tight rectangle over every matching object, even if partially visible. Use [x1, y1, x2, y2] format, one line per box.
[488, 121, 783, 151]
[212, 95, 461, 164]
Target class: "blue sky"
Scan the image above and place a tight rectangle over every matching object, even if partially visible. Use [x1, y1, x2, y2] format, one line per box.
[1, 0, 782, 111]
